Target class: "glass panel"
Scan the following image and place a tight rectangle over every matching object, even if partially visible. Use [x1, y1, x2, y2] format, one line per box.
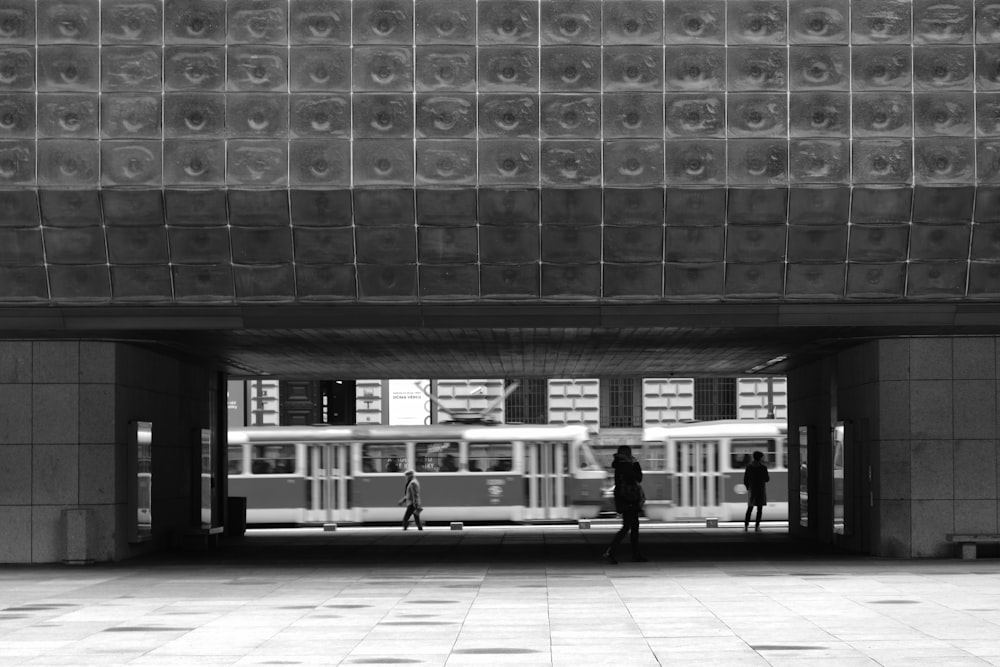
[799, 425, 809, 527]
[362, 442, 407, 472]
[638, 444, 665, 471]
[833, 421, 845, 535]
[730, 438, 777, 468]
[129, 420, 153, 542]
[694, 377, 737, 419]
[200, 428, 213, 528]
[469, 442, 512, 472]
[251, 444, 296, 474]
[505, 378, 548, 424]
[603, 377, 637, 427]
[227, 445, 244, 474]
[575, 440, 600, 470]
[677, 439, 716, 471]
[137, 422, 152, 536]
[415, 441, 459, 472]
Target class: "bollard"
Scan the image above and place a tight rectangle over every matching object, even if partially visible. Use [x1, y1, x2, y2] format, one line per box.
[579, 520, 591, 529]
[323, 523, 337, 532]
[450, 522, 463, 530]
[226, 496, 247, 537]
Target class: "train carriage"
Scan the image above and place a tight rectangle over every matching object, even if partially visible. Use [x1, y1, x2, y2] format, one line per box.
[641, 419, 789, 522]
[228, 423, 607, 525]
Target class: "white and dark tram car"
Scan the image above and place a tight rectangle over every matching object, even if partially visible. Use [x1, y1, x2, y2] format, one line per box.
[228, 422, 608, 525]
[639, 419, 789, 522]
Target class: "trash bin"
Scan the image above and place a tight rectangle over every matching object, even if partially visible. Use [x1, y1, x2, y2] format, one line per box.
[227, 496, 247, 537]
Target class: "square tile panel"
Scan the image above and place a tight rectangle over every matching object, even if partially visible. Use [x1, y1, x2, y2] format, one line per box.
[0, 1, 999, 306]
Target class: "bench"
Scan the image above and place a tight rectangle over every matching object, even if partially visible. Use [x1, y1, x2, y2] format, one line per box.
[946, 533, 1000, 560]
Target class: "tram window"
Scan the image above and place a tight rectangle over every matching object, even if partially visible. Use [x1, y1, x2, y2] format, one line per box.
[415, 442, 459, 472]
[638, 446, 666, 471]
[469, 443, 513, 472]
[676, 439, 720, 472]
[362, 443, 407, 473]
[228, 446, 244, 475]
[730, 439, 777, 469]
[576, 442, 600, 470]
[593, 446, 618, 469]
[251, 445, 296, 474]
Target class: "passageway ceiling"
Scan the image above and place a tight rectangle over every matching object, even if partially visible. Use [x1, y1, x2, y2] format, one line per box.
[4, 302, 1000, 379]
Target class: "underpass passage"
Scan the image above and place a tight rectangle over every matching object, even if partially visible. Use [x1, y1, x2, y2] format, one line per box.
[4, 0, 1000, 569]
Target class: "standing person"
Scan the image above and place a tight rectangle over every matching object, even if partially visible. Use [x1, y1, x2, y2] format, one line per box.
[602, 445, 647, 564]
[744, 450, 770, 532]
[398, 469, 423, 531]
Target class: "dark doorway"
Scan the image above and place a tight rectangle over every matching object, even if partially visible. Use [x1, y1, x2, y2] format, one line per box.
[279, 380, 356, 425]
[321, 380, 356, 425]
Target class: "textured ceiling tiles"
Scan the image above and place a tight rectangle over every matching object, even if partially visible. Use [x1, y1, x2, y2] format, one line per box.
[1, 0, 1000, 305]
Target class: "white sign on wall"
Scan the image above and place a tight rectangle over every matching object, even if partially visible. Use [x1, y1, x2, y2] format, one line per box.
[227, 380, 246, 428]
[388, 379, 431, 425]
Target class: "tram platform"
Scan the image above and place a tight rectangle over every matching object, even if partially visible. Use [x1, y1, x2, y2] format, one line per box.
[1, 523, 999, 666]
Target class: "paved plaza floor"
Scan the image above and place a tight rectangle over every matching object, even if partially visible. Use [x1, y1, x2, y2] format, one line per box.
[1, 523, 999, 666]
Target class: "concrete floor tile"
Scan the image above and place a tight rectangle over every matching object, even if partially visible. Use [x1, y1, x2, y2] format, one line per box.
[1, 526, 1000, 666]
[649, 649, 771, 666]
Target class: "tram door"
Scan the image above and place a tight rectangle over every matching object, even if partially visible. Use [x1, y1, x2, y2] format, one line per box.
[525, 441, 568, 520]
[306, 443, 351, 523]
[672, 439, 722, 519]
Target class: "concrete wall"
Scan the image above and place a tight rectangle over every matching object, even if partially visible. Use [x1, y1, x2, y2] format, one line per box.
[549, 379, 599, 427]
[787, 356, 837, 546]
[789, 337, 1000, 558]
[875, 338, 1000, 557]
[643, 378, 695, 423]
[0, 341, 213, 563]
[738, 377, 787, 420]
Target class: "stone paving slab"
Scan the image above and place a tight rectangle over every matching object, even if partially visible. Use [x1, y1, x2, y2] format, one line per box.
[1, 524, 999, 666]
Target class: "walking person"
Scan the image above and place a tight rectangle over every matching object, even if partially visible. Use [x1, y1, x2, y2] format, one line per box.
[744, 450, 770, 532]
[398, 469, 423, 531]
[602, 445, 647, 564]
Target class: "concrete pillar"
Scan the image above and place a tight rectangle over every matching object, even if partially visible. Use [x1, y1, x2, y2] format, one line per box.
[789, 336, 1000, 558]
[0, 340, 218, 563]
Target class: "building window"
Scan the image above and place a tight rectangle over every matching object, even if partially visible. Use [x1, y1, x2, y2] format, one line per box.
[601, 378, 641, 428]
[694, 378, 737, 420]
[505, 379, 548, 424]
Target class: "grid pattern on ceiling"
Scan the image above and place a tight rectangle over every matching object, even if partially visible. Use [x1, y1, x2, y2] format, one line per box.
[197, 325, 804, 378]
[1, 0, 1000, 304]
[3, 186, 1000, 302]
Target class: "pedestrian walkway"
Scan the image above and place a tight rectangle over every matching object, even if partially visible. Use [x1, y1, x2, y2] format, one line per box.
[1, 524, 999, 666]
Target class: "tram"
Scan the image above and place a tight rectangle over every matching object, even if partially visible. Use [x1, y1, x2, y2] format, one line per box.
[227, 423, 607, 525]
[640, 419, 789, 522]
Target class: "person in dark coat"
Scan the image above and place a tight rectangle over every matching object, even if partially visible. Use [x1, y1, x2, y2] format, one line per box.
[398, 469, 423, 531]
[744, 450, 770, 532]
[602, 445, 647, 564]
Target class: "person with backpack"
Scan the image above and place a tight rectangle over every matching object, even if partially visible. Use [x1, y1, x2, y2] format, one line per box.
[398, 469, 423, 531]
[602, 445, 647, 564]
[744, 450, 770, 532]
